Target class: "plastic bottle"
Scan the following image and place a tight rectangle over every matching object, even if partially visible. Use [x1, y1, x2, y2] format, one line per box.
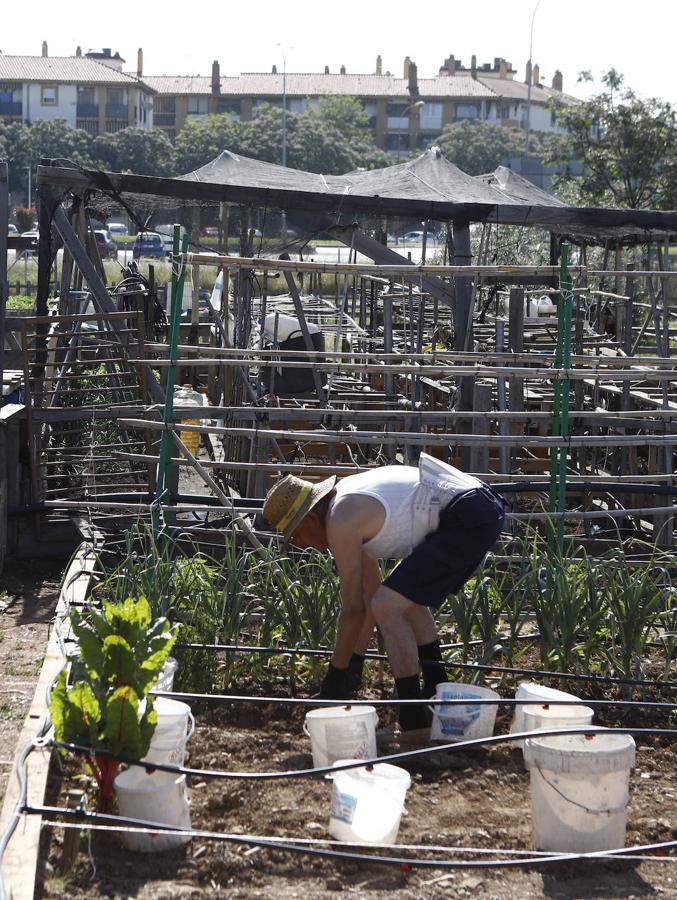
[173, 384, 205, 456]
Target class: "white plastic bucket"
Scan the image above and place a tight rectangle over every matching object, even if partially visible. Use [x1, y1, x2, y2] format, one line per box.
[429, 682, 499, 742]
[522, 702, 594, 753]
[154, 657, 178, 693]
[303, 706, 378, 768]
[329, 759, 411, 845]
[524, 730, 636, 852]
[511, 682, 581, 740]
[114, 768, 191, 852]
[143, 698, 195, 767]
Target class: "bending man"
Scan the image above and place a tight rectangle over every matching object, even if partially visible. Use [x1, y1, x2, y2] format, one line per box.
[263, 454, 505, 738]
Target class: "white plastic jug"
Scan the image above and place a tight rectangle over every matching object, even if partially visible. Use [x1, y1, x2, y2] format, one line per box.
[303, 706, 378, 768]
[114, 768, 191, 852]
[143, 697, 195, 767]
[522, 702, 594, 753]
[524, 729, 636, 852]
[429, 682, 499, 742]
[329, 760, 411, 845]
[153, 657, 178, 693]
[511, 682, 581, 740]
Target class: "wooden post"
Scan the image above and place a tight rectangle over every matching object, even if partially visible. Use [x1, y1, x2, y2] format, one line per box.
[60, 789, 85, 874]
[508, 288, 525, 474]
[469, 382, 491, 474]
[0, 160, 7, 396]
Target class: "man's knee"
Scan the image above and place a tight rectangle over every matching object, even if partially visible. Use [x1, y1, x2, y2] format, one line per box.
[370, 585, 412, 626]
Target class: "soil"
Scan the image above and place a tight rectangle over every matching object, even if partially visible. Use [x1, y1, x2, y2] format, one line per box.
[0, 559, 64, 806]
[39, 699, 677, 899]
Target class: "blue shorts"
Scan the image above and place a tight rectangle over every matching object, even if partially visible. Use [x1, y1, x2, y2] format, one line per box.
[382, 486, 505, 608]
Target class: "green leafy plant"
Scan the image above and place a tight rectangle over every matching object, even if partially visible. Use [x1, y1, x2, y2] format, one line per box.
[50, 596, 178, 811]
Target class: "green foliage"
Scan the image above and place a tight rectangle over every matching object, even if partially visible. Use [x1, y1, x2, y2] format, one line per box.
[433, 120, 527, 176]
[92, 127, 176, 176]
[51, 596, 177, 809]
[6, 294, 34, 310]
[13, 205, 35, 233]
[545, 69, 677, 209]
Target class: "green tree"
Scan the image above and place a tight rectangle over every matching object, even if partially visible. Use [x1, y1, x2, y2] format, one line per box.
[1, 119, 94, 194]
[173, 113, 246, 174]
[546, 70, 677, 209]
[308, 96, 391, 170]
[432, 120, 528, 175]
[92, 126, 176, 176]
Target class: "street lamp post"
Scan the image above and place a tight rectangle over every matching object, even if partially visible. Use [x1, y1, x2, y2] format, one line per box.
[524, 0, 543, 155]
[277, 44, 288, 167]
[396, 100, 424, 162]
[25, 166, 32, 210]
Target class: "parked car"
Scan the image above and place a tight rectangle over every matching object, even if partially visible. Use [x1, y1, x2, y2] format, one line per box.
[94, 229, 118, 260]
[155, 224, 187, 255]
[8, 224, 18, 234]
[132, 232, 165, 260]
[401, 230, 441, 243]
[106, 221, 128, 237]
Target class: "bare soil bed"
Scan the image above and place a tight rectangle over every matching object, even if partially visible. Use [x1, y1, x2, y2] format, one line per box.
[0, 559, 63, 807]
[40, 699, 677, 899]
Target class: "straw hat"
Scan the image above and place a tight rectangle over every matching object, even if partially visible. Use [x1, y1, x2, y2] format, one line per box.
[262, 474, 337, 546]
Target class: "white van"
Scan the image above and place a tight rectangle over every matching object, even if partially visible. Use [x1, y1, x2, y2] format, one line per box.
[155, 224, 187, 255]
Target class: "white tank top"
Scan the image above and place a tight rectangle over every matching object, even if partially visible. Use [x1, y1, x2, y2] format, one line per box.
[331, 457, 484, 560]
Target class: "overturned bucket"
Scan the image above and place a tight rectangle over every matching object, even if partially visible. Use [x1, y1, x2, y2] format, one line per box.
[524, 729, 636, 852]
[114, 768, 191, 852]
[429, 682, 499, 742]
[329, 759, 411, 845]
[143, 697, 195, 767]
[304, 705, 378, 768]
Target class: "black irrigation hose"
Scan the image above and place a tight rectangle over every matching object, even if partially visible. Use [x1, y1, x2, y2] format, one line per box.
[51, 725, 677, 783]
[148, 692, 677, 712]
[25, 806, 677, 871]
[491, 481, 677, 497]
[170, 641, 677, 690]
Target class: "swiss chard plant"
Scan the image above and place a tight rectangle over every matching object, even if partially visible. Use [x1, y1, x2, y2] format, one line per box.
[50, 596, 179, 811]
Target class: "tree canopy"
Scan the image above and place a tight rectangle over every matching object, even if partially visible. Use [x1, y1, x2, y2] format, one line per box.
[545, 69, 677, 210]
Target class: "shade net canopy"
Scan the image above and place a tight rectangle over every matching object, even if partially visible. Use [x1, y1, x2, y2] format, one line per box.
[37, 148, 677, 244]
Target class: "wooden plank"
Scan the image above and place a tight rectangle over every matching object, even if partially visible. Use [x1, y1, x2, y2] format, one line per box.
[0, 544, 97, 900]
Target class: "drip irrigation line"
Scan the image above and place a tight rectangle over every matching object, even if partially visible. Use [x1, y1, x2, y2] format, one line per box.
[169, 641, 677, 689]
[51, 725, 677, 782]
[150, 690, 677, 712]
[29, 812, 677, 870]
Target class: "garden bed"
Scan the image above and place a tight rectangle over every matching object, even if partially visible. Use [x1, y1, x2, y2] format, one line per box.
[39, 699, 677, 899]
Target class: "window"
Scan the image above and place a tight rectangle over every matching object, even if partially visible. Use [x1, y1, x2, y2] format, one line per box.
[41, 85, 57, 105]
[455, 104, 478, 120]
[288, 98, 307, 114]
[108, 88, 124, 106]
[187, 95, 209, 115]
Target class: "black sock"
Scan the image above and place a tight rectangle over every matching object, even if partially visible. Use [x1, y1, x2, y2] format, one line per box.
[394, 674, 429, 731]
[418, 640, 449, 697]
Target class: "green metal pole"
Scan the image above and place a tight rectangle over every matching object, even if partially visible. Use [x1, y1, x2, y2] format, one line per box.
[152, 225, 189, 536]
[548, 242, 572, 555]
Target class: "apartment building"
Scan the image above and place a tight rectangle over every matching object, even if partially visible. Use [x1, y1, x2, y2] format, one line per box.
[144, 53, 572, 151]
[0, 44, 154, 136]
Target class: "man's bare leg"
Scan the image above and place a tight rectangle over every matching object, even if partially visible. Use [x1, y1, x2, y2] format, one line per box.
[370, 585, 419, 678]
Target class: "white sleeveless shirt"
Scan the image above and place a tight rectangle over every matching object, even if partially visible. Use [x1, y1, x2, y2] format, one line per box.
[331, 456, 482, 560]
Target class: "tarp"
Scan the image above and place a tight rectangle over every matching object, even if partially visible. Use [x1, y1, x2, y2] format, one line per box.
[37, 149, 677, 241]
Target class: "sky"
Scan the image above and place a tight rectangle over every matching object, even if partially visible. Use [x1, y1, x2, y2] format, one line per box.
[4, 0, 677, 106]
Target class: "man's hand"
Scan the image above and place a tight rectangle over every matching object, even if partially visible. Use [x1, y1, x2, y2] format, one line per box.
[318, 663, 351, 700]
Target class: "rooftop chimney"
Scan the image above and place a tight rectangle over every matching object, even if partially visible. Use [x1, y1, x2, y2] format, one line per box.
[211, 60, 220, 95]
[340, 64, 346, 75]
[525, 60, 532, 84]
[470, 54, 477, 80]
[41, 41, 48, 57]
[408, 60, 419, 97]
[272, 64, 277, 74]
[75, 46, 82, 57]
[499, 59, 508, 79]
[324, 65, 330, 74]
[440, 54, 456, 76]
[137, 47, 143, 77]
[532, 63, 540, 86]
[403, 55, 411, 79]
[551, 69, 563, 92]
[376, 54, 382, 76]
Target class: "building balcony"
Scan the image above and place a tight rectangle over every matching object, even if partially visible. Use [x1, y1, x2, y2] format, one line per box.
[105, 119, 129, 134]
[76, 119, 99, 136]
[154, 113, 177, 126]
[0, 101, 22, 117]
[76, 103, 99, 118]
[105, 104, 128, 119]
